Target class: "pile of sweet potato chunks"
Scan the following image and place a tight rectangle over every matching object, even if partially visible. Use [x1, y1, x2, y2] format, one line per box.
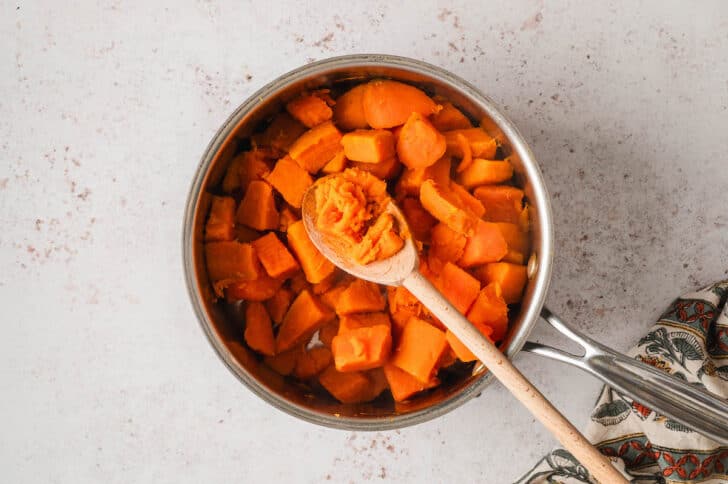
[204, 79, 529, 404]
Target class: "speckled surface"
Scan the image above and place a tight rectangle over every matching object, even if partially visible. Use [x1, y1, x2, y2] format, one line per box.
[2, 1, 727, 482]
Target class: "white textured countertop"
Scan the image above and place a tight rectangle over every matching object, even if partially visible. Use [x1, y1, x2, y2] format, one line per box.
[2, 1, 727, 482]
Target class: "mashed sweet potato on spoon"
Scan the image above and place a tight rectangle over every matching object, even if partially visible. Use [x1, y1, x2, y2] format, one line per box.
[314, 168, 404, 264]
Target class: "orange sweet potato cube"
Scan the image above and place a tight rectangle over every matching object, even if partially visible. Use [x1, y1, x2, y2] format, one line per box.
[444, 128, 497, 159]
[332, 323, 392, 372]
[286, 93, 333, 128]
[205, 196, 236, 242]
[318, 365, 373, 404]
[236, 180, 279, 230]
[223, 273, 285, 302]
[276, 289, 334, 353]
[458, 159, 514, 189]
[466, 282, 509, 341]
[253, 112, 307, 152]
[205, 241, 260, 282]
[430, 102, 472, 131]
[383, 363, 439, 402]
[494, 222, 530, 255]
[293, 347, 332, 379]
[318, 320, 339, 347]
[476, 262, 528, 305]
[264, 346, 302, 376]
[420, 179, 478, 236]
[334, 279, 386, 316]
[286, 220, 336, 284]
[390, 317, 448, 383]
[265, 156, 313, 208]
[321, 149, 348, 175]
[341, 129, 395, 164]
[252, 232, 300, 279]
[474, 185, 527, 225]
[332, 84, 369, 131]
[288, 121, 343, 173]
[337, 312, 391, 334]
[244, 302, 276, 356]
[265, 287, 294, 324]
[434, 262, 480, 314]
[458, 219, 508, 267]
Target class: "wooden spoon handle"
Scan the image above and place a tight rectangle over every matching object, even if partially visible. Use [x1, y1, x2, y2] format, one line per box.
[403, 271, 627, 484]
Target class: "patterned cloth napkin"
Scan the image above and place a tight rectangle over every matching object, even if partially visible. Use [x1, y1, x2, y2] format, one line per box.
[516, 280, 728, 483]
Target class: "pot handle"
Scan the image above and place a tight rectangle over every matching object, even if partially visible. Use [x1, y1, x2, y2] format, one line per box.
[522, 307, 728, 445]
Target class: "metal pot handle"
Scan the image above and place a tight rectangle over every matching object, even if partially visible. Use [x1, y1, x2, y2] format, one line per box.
[521, 307, 728, 444]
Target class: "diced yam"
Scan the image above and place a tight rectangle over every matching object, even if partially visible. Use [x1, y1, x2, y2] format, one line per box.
[458, 159, 514, 188]
[318, 366, 373, 403]
[244, 302, 275, 356]
[390, 317, 448, 383]
[350, 156, 401, 180]
[396, 112, 447, 169]
[253, 112, 307, 152]
[286, 93, 333, 128]
[476, 262, 528, 305]
[333, 84, 369, 131]
[338, 312, 391, 334]
[383, 363, 439, 402]
[335, 279, 386, 316]
[473, 185, 526, 225]
[236, 180, 279, 230]
[341, 129, 395, 163]
[494, 222, 530, 255]
[265, 287, 294, 324]
[431, 102, 472, 131]
[401, 197, 436, 242]
[318, 320, 339, 347]
[444, 128, 497, 159]
[293, 347, 332, 379]
[420, 179, 478, 236]
[332, 323, 392, 372]
[458, 219, 508, 267]
[320, 283, 349, 309]
[362, 80, 439, 129]
[286, 220, 336, 284]
[252, 232, 300, 278]
[466, 282, 509, 341]
[276, 289, 334, 353]
[204, 196, 236, 242]
[278, 204, 300, 232]
[288, 121, 343, 173]
[395, 156, 451, 198]
[224, 273, 285, 302]
[205, 241, 260, 282]
[264, 347, 302, 376]
[265, 156, 313, 208]
[449, 181, 485, 217]
[321, 149, 347, 175]
[429, 223, 467, 273]
[434, 262, 480, 314]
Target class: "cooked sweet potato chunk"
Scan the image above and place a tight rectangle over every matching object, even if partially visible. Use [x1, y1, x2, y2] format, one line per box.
[362, 80, 439, 128]
[236, 180, 279, 230]
[276, 289, 334, 353]
[205, 196, 236, 242]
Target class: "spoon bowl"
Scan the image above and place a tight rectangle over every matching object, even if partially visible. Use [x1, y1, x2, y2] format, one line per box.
[301, 174, 418, 286]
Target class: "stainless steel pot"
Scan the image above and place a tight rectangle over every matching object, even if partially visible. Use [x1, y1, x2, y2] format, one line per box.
[183, 54, 728, 441]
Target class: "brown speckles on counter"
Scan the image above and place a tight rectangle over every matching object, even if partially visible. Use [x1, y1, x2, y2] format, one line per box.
[3, 2, 728, 483]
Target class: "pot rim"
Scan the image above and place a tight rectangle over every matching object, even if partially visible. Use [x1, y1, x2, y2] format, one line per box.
[182, 54, 554, 430]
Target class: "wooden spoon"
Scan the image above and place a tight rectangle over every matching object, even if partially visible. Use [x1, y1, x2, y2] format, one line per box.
[302, 176, 626, 484]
